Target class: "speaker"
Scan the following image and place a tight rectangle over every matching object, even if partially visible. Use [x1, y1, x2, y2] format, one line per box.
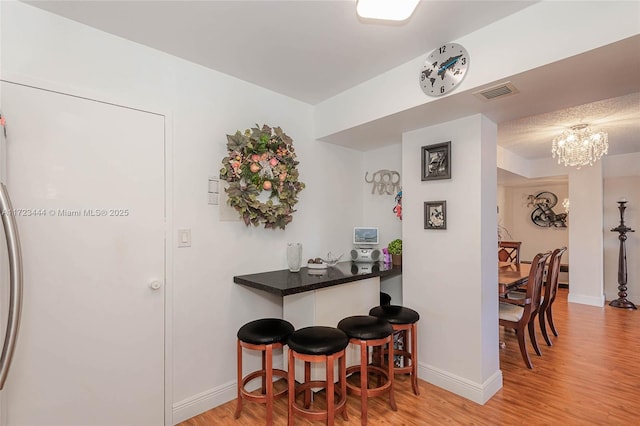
[350, 248, 381, 263]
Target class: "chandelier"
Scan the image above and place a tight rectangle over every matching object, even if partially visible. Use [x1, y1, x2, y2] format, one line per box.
[551, 124, 608, 169]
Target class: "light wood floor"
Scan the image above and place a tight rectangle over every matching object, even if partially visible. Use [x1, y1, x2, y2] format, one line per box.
[179, 289, 640, 425]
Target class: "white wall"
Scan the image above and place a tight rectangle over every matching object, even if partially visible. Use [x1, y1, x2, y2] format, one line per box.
[362, 144, 403, 303]
[402, 114, 500, 404]
[0, 2, 366, 423]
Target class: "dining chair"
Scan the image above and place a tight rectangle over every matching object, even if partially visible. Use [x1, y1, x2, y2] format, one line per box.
[499, 251, 550, 369]
[539, 247, 567, 346]
[498, 241, 522, 264]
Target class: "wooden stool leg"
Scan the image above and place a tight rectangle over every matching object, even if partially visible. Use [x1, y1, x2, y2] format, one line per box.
[261, 350, 267, 394]
[410, 323, 420, 396]
[288, 349, 295, 426]
[340, 352, 349, 421]
[304, 361, 311, 409]
[359, 341, 368, 426]
[388, 339, 397, 410]
[265, 344, 273, 426]
[326, 354, 335, 426]
[235, 339, 243, 418]
[401, 330, 407, 368]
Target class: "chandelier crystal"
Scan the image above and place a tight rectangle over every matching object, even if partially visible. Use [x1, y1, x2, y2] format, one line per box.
[551, 124, 608, 169]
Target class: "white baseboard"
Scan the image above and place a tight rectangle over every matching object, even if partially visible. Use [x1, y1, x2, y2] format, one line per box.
[568, 292, 605, 307]
[172, 381, 236, 425]
[418, 362, 503, 405]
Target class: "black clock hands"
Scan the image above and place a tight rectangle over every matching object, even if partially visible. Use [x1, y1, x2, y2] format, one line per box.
[437, 55, 463, 74]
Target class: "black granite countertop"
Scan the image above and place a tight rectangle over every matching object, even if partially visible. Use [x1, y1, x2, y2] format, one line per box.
[233, 261, 401, 296]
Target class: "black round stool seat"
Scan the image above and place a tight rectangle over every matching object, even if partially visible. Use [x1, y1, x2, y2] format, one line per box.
[287, 326, 349, 355]
[337, 315, 393, 340]
[237, 318, 294, 345]
[369, 305, 420, 324]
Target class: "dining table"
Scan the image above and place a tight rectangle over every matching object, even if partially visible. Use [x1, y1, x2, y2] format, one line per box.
[498, 261, 531, 296]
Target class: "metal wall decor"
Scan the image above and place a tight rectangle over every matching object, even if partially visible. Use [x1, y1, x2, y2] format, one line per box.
[364, 169, 401, 195]
[421, 141, 451, 181]
[526, 191, 568, 227]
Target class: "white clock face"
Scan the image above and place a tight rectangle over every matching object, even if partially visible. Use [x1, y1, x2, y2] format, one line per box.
[420, 43, 469, 97]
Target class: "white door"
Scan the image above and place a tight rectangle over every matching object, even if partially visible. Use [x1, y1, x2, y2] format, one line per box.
[1, 81, 165, 425]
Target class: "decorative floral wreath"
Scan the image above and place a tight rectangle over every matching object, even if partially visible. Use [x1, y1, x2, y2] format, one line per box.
[219, 124, 305, 230]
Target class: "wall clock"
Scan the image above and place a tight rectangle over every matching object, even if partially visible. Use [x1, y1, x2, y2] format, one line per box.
[420, 43, 470, 97]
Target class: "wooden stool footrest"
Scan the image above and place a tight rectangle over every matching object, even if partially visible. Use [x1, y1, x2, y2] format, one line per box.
[240, 368, 288, 402]
[345, 365, 392, 396]
[291, 381, 347, 421]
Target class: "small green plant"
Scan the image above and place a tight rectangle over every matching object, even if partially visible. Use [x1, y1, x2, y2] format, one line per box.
[388, 239, 402, 255]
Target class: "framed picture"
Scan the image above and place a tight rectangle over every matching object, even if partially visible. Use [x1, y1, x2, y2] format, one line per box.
[424, 201, 447, 230]
[421, 141, 451, 181]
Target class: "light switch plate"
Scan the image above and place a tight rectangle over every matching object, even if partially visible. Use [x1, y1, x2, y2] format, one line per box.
[178, 229, 191, 248]
[208, 177, 219, 193]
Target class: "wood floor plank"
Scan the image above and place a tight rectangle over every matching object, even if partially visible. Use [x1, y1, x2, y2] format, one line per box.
[178, 289, 640, 425]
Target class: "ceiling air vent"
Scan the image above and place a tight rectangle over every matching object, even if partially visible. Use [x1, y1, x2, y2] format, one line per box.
[473, 82, 519, 101]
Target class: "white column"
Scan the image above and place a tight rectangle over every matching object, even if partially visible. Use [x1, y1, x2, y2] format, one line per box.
[402, 114, 501, 404]
[568, 163, 605, 306]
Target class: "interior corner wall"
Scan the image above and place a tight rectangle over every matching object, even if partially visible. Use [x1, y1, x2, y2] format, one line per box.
[568, 164, 605, 306]
[402, 114, 500, 404]
[362, 143, 403, 303]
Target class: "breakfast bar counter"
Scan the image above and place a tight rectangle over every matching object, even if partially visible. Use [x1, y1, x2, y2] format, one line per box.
[234, 261, 402, 382]
[233, 261, 401, 297]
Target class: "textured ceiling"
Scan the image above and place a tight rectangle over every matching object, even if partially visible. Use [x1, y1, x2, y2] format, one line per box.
[498, 92, 640, 159]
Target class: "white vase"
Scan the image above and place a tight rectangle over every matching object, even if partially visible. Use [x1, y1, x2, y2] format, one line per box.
[287, 243, 302, 272]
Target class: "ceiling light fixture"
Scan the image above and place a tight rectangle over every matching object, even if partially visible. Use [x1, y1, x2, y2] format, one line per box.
[551, 124, 608, 169]
[356, 0, 420, 21]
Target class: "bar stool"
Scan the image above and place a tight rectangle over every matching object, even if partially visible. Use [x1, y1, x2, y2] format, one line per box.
[369, 305, 420, 395]
[287, 326, 349, 426]
[337, 315, 397, 425]
[235, 318, 295, 425]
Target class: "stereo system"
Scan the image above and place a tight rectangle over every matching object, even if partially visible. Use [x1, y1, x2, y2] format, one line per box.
[350, 248, 381, 263]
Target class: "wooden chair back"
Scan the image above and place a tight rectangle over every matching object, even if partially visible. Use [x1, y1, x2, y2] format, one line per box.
[541, 247, 567, 311]
[521, 251, 550, 323]
[499, 251, 550, 369]
[498, 241, 522, 263]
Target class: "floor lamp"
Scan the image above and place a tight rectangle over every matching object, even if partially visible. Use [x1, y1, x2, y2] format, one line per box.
[609, 200, 636, 310]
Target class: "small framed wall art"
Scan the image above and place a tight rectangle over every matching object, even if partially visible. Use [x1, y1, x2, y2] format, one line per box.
[424, 201, 447, 230]
[421, 141, 451, 181]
